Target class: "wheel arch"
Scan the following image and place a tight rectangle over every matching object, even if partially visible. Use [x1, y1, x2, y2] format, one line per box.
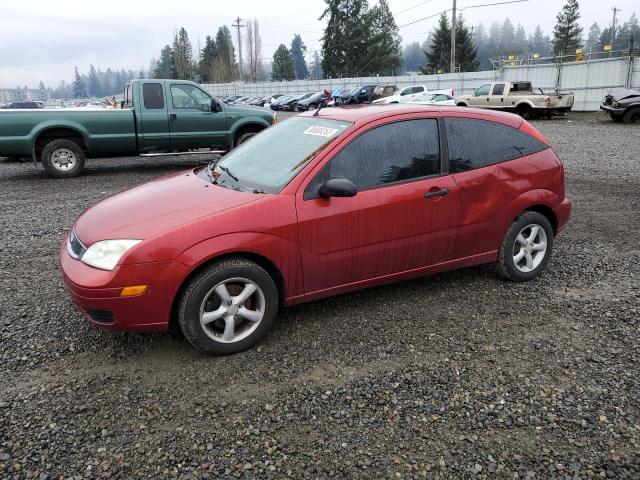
[499, 190, 562, 242]
[230, 120, 270, 147]
[169, 251, 287, 331]
[517, 204, 558, 234]
[33, 125, 89, 153]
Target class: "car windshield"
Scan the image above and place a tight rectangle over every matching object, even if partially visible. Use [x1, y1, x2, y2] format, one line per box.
[417, 94, 437, 101]
[207, 117, 351, 194]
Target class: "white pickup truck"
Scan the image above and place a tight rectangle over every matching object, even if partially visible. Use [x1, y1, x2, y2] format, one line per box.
[372, 86, 454, 104]
[455, 81, 574, 119]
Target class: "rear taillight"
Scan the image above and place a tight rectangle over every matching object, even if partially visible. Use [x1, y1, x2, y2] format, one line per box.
[519, 120, 550, 145]
[544, 97, 551, 106]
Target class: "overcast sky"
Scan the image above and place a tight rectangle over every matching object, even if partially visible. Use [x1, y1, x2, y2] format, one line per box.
[0, 0, 637, 88]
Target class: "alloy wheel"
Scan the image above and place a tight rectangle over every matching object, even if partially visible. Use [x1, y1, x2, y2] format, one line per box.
[199, 277, 265, 343]
[512, 224, 548, 273]
[51, 148, 77, 171]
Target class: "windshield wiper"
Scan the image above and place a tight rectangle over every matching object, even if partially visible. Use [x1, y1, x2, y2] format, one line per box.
[219, 165, 239, 182]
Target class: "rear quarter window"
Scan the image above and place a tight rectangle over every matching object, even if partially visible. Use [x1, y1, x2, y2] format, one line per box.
[143, 83, 164, 109]
[445, 117, 548, 173]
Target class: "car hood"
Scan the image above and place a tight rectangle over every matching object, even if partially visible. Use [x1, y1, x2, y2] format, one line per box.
[607, 88, 640, 102]
[227, 104, 272, 116]
[74, 170, 261, 245]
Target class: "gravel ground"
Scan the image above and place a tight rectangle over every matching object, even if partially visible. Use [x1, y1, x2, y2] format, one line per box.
[0, 111, 638, 479]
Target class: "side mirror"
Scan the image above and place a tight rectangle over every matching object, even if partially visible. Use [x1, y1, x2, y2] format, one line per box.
[200, 101, 211, 112]
[211, 100, 222, 112]
[319, 177, 357, 198]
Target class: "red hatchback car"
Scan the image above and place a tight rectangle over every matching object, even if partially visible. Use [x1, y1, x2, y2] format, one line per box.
[61, 105, 571, 354]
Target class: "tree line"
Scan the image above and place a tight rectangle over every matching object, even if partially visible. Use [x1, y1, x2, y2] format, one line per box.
[19, 0, 640, 100]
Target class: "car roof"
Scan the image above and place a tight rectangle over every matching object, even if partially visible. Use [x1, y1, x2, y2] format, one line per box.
[298, 104, 523, 128]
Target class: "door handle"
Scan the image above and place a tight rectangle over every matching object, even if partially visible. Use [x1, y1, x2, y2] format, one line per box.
[486, 98, 490, 102]
[424, 188, 449, 199]
[169, 113, 177, 121]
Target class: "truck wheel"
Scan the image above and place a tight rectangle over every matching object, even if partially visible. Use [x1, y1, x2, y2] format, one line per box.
[517, 105, 531, 120]
[622, 108, 640, 125]
[610, 113, 623, 123]
[177, 257, 279, 354]
[234, 132, 257, 148]
[41, 139, 85, 178]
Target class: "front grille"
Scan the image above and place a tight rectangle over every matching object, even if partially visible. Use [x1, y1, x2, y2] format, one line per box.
[83, 308, 114, 324]
[67, 229, 86, 259]
[604, 96, 613, 106]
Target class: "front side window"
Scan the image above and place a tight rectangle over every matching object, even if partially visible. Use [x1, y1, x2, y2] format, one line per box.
[171, 84, 211, 109]
[323, 119, 441, 190]
[445, 118, 548, 172]
[412, 86, 425, 94]
[474, 84, 491, 96]
[143, 83, 164, 109]
[400, 88, 412, 96]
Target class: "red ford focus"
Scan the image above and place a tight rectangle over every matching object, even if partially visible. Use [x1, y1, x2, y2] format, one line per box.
[61, 105, 571, 354]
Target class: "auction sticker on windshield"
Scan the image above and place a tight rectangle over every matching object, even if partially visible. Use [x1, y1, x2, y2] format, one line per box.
[304, 126, 339, 137]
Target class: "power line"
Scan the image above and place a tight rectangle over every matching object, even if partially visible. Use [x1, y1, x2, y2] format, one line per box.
[394, 0, 435, 16]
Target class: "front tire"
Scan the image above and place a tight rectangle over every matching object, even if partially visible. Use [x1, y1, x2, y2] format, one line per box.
[41, 139, 85, 178]
[177, 258, 279, 354]
[233, 132, 257, 148]
[497, 211, 554, 282]
[622, 108, 640, 125]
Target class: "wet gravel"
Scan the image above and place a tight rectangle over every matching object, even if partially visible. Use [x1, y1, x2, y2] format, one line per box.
[0, 112, 639, 479]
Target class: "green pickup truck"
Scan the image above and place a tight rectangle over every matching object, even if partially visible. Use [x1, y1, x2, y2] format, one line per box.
[0, 79, 276, 178]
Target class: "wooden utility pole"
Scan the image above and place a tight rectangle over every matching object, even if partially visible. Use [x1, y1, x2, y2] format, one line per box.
[450, 0, 457, 73]
[610, 7, 620, 46]
[232, 17, 245, 80]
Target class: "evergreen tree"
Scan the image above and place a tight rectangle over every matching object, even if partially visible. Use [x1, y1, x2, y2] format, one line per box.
[271, 44, 295, 80]
[72, 66, 87, 98]
[552, 0, 583, 55]
[320, 0, 371, 77]
[87, 64, 101, 97]
[367, 0, 402, 74]
[310, 51, 324, 79]
[290, 34, 309, 79]
[200, 35, 217, 83]
[154, 45, 177, 79]
[530, 24, 553, 56]
[422, 13, 450, 73]
[455, 16, 479, 71]
[402, 42, 426, 73]
[214, 26, 238, 82]
[473, 24, 491, 70]
[584, 22, 601, 53]
[37, 81, 48, 101]
[173, 27, 193, 80]
[514, 23, 527, 55]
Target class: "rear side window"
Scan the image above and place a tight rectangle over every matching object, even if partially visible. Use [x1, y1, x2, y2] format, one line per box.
[143, 83, 164, 109]
[412, 86, 425, 94]
[326, 119, 440, 190]
[492, 84, 505, 95]
[124, 85, 134, 107]
[445, 118, 547, 173]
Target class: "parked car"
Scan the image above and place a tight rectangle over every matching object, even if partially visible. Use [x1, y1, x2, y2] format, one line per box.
[455, 81, 574, 119]
[294, 91, 331, 111]
[1, 101, 44, 109]
[600, 88, 640, 124]
[281, 93, 314, 111]
[0, 80, 276, 178]
[263, 94, 284, 108]
[409, 93, 456, 106]
[333, 85, 361, 105]
[61, 104, 571, 354]
[230, 96, 250, 105]
[269, 95, 294, 111]
[373, 85, 427, 104]
[223, 95, 243, 104]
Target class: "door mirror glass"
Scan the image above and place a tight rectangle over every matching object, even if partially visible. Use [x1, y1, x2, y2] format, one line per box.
[200, 101, 211, 112]
[211, 100, 222, 112]
[319, 177, 357, 198]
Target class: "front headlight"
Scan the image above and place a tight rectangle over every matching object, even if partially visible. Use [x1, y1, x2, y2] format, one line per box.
[272, 112, 277, 124]
[81, 239, 142, 271]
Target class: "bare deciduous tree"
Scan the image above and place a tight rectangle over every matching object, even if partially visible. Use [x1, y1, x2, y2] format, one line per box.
[246, 19, 264, 82]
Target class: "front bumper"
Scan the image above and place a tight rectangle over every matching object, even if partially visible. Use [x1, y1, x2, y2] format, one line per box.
[60, 237, 190, 332]
[600, 104, 625, 115]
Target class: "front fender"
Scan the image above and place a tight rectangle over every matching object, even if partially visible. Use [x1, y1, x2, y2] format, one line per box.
[229, 117, 271, 138]
[175, 231, 304, 303]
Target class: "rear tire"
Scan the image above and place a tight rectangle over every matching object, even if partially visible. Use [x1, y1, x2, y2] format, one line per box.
[622, 108, 640, 125]
[41, 139, 85, 178]
[177, 258, 279, 354]
[517, 104, 531, 120]
[496, 211, 554, 282]
[233, 132, 257, 148]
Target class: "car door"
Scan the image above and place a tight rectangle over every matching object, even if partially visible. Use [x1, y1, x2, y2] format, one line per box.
[295, 117, 460, 295]
[397, 87, 413, 103]
[489, 83, 506, 108]
[168, 83, 228, 150]
[138, 82, 171, 151]
[468, 84, 491, 107]
[409, 86, 425, 101]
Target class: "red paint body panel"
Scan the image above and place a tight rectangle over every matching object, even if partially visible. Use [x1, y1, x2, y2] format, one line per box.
[61, 105, 571, 332]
